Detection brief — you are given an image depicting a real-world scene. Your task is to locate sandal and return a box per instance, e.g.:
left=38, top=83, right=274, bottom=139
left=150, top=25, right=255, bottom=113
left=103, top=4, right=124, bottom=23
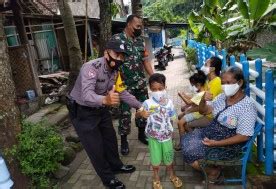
left=152, top=180, right=163, bottom=189
left=170, top=176, right=183, bottom=188
left=208, top=171, right=224, bottom=184
left=174, top=143, right=182, bottom=151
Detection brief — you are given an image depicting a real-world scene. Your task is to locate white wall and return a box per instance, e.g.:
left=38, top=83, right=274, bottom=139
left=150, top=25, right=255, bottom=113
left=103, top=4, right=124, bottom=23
left=68, top=0, right=122, bottom=18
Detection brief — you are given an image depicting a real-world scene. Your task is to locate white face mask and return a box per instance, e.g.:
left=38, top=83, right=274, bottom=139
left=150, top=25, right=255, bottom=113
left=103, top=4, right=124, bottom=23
left=151, top=90, right=167, bottom=103
left=190, top=85, right=198, bottom=93
left=200, top=66, right=210, bottom=75
left=222, top=83, right=240, bottom=97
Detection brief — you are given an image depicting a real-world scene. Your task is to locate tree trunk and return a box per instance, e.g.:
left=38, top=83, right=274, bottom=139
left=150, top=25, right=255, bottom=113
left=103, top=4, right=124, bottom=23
left=0, top=14, right=29, bottom=189
left=98, top=0, right=112, bottom=57
left=131, top=0, right=143, bottom=17
left=58, top=0, right=82, bottom=92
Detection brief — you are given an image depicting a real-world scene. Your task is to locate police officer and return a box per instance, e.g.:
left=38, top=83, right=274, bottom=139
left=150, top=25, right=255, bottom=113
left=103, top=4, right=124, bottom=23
left=68, top=39, right=146, bottom=189
left=111, top=15, right=154, bottom=155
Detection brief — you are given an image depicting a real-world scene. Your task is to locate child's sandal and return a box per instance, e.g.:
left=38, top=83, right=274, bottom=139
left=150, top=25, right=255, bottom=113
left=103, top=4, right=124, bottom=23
left=174, top=143, right=182, bottom=151
left=152, top=180, right=163, bottom=189
left=170, top=176, right=183, bottom=188
left=208, top=171, right=224, bottom=184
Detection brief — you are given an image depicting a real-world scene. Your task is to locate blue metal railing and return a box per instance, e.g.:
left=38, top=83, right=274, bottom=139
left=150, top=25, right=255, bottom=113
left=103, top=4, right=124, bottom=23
left=188, top=39, right=275, bottom=176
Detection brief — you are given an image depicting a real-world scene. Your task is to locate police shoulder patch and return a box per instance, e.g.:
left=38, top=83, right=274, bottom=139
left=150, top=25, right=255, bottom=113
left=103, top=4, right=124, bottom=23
left=87, top=69, right=96, bottom=78
left=92, top=61, right=102, bottom=69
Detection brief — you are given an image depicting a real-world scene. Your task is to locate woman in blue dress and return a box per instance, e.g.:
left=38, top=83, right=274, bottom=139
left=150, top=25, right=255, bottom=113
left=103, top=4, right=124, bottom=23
left=181, top=66, right=257, bottom=180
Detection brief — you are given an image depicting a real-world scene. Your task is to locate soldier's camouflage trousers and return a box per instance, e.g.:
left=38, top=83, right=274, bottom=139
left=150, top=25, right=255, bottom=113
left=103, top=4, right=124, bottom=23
left=118, top=88, right=148, bottom=135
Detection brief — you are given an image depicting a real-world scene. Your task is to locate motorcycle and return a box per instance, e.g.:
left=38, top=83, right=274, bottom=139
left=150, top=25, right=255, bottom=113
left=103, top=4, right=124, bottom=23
left=154, top=45, right=174, bottom=70
left=164, top=44, right=174, bottom=62
left=154, top=48, right=168, bottom=70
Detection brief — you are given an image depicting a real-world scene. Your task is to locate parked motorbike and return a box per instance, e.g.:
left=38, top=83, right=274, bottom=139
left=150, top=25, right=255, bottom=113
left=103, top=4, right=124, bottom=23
left=154, top=48, right=168, bottom=70
left=154, top=45, right=174, bottom=70
left=164, top=44, right=174, bottom=62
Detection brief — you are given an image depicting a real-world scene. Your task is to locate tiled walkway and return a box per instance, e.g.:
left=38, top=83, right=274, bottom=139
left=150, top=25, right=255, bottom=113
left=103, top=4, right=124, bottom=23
left=59, top=48, right=242, bottom=189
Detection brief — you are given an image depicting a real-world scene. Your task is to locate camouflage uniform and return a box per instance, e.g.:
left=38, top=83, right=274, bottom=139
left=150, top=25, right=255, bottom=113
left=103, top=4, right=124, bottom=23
left=111, top=32, right=148, bottom=135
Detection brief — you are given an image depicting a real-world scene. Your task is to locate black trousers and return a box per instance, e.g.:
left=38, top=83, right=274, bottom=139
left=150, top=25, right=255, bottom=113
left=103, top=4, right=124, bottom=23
left=70, top=104, right=123, bottom=185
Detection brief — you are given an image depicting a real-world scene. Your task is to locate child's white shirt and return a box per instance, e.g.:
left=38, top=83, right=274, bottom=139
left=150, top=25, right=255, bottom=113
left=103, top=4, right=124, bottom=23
left=142, top=97, right=176, bottom=142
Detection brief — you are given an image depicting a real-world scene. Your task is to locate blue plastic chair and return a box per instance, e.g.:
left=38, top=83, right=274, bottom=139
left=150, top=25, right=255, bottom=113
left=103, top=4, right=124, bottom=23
left=199, top=123, right=263, bottom=189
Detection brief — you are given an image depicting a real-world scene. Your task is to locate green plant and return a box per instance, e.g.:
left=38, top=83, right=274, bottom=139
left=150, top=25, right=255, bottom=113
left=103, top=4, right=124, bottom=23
left=184, top=47, right=198, bottom=71
left=88, top=47, right=99, bottom=61
left=187, top=0, right=276, bottom=48
left=143, top=0, right=203, bottom=23
left=10, top=120, right=64, bottom=188
left=247, top=43, right=276, bottom=62
left=111, top=2, right=120, bottom=18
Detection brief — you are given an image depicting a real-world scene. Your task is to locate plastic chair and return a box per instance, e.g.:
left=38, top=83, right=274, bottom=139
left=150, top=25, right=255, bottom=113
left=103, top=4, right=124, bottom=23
left=199, top=123, right=263, bottom=189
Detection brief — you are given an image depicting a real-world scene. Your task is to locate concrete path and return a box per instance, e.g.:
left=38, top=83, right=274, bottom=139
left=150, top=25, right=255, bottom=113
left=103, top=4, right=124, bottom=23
left=59, top=48, right=243, bottom=189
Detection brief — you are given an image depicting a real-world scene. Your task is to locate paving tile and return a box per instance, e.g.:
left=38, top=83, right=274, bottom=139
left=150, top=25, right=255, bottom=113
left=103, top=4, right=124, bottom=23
left=129, top=171, right=140, bottom=182
left=125, top=181, right=137, bottom=188
left=143, top=156, right=151, bottom=165
left=76, top=169, right=93, bottom=175
left=135, top=176, right=148, bottom=188
left=140, top=170, right=153, bottom=176
left=67, top=172, right=81, bottom=184
left=61, top=183, right=74, bottom=189
left=136, top=152, right=146, bottom=160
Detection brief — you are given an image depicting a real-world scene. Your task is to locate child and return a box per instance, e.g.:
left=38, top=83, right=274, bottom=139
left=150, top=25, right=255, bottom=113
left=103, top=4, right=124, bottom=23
left=141, top=73, right=182, bottom=189
left=178, top=74, right=198, bottom=114
left=175, top=70, right=207, bottom=151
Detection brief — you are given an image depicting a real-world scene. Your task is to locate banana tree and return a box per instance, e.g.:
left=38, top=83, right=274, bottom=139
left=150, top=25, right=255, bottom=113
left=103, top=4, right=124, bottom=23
left=232, top=0, right=276, bottom=41
left=187, top=0, right=236, bottom=44
left=188, top=0, right=275, bottom=51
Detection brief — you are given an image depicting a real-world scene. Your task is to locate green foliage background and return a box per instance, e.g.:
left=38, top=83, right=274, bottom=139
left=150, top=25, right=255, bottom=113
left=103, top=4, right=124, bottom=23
left=143, top=0, right=203, bottom=23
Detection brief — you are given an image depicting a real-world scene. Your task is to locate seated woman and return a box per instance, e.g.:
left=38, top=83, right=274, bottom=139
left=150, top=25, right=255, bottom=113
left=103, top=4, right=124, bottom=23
left=182, top=56, right=223, bottom=130
left=181, top=66, right=257, bottom=181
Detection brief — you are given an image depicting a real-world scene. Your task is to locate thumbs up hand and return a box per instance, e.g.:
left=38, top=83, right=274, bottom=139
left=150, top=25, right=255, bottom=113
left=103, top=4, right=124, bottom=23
left=103, top=85, right=120, bottom=106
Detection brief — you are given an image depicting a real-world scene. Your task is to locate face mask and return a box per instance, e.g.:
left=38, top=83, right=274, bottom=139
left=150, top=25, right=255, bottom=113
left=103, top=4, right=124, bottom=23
left=189, top=85, right=198, bottom=93
left=106, top=53, right=123, bottom=70
left=222, top=83, right=240, bottom=97
left=151, top=90, right=167, bottom=103
left=133, top=28, right=142, bottom=37
left=192, top=85, right=199, bottom=93
left=200, top=66, right=210, bottom=75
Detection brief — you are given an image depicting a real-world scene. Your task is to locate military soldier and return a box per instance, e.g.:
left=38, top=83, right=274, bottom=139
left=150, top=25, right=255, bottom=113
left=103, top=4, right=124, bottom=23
left=67, top=39, right=147, bottom=189
left=111, top=15, right=154, bottom=155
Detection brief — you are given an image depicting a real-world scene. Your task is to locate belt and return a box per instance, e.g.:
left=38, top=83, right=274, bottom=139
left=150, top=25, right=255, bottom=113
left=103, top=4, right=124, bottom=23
left=76, top=103, right=108, bottom=111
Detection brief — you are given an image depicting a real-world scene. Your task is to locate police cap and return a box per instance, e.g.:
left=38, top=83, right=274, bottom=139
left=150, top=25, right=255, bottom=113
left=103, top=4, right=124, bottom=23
left=105, top=39, right=126, bottom=53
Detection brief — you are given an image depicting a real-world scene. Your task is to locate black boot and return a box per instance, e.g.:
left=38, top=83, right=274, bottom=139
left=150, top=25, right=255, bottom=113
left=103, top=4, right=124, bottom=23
left=138, top=127, right=148, bottom=145
left=120, top=135, right=129, bottom=156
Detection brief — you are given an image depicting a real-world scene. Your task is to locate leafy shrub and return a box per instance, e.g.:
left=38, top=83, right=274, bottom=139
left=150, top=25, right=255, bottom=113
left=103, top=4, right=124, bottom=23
left=88, top=47, right=99, bottom=61
left=11, top=120, right=64, bottom=188
left=184, top=47, right=198, bottom=71
left=247, top=43, right=276, bottom=62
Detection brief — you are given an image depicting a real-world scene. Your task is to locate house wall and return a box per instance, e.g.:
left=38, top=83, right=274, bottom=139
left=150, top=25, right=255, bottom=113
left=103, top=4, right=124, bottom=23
left=8, top=45, right=40, bottom=97
left=68, top=0, right=122, bottom=18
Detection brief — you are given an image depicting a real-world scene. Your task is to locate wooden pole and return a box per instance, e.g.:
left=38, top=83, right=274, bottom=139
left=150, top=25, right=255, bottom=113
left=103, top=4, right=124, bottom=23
left=87, top=22, right=93, bottom=58
left=11, top=0, right=29, bottom=45
left=84, top=0, right=88, bottom=62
